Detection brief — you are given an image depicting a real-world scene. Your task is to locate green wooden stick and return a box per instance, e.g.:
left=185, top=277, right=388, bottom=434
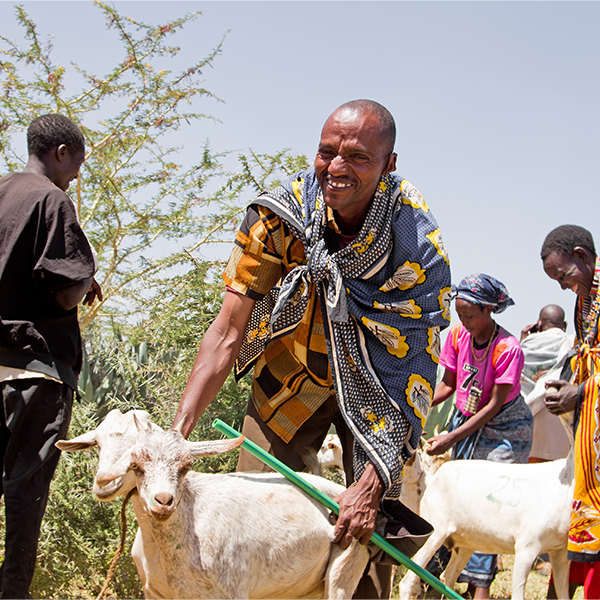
left=212, top=418, right=463, bottom=600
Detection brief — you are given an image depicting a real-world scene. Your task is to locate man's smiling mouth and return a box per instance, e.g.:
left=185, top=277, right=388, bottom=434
left=328, top=179, right=352, bottom=189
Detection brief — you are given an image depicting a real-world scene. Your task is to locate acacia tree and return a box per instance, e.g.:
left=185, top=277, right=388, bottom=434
left=0, top=2, right=303, bottom=327
left=1, top=2, right=239, bottom=328
left=0, top=5, right=309, bottom=597
left=0, top=1, right=308, bottom=412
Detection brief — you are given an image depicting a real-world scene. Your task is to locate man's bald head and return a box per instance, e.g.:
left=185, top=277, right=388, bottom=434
left=538, top=304, right=566, bottom=332
left=326, top=100, right=396, bottom=155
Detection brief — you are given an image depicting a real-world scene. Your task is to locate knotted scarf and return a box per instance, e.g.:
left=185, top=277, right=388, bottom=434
left=237, top=167, right=451, bottom=498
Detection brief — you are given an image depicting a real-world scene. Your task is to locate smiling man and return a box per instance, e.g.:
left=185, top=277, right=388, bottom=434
left=0, top=114, right=101, bottom=598
left=173, top=100, right=451, bottom=598
left=541, top=224, right=600, bottom=599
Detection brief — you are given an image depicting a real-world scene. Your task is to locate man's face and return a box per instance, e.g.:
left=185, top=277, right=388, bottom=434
left=55, top=146, right=85, bottom=192
left=314, top=109, right=396, bottom=231
left=543, top=249, right=595, bottom=297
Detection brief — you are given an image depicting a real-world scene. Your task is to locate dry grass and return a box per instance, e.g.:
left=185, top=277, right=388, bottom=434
left=393, top=555, right=583, bottom=599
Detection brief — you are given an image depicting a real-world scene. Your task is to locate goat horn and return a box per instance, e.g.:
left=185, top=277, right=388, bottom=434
left=186, top=436, right=245, bottom=458
left=133, top=413, right=151, bottom=433
left=173, top=414, right=188, bottom=435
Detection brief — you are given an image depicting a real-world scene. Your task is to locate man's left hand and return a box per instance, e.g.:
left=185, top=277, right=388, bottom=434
left=82, top=278, right=103, bottom=306
left=332, top=462, right=384, bottom=550
left=520, top=322, right=538, bottom=342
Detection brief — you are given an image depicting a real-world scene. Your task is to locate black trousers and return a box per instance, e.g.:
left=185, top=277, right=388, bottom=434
left=0, top=378, right=73, bottom=599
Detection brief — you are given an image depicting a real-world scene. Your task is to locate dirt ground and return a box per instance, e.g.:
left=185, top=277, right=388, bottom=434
left=393, top=555, right=583, bottom=599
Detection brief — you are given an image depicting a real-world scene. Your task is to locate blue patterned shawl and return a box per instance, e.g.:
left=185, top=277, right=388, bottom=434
left=242, top=167, right=451, bottom=499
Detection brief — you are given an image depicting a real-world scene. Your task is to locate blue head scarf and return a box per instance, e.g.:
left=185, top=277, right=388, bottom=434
left=452, top=273, right=515, bottom=314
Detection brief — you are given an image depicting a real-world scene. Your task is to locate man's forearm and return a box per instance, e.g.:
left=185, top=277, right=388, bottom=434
left=173, top=291, right=255, bottom=438
left=174, top=322, right=243, bottom=437
left=354, top=461, right=385, bottom=509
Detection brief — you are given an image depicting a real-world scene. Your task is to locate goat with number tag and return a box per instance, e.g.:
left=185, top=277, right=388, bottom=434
left=398, top=447, right=573, bottom=600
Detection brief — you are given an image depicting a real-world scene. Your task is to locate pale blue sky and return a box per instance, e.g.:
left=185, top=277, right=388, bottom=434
left=1, top=1, right=599, bottom=337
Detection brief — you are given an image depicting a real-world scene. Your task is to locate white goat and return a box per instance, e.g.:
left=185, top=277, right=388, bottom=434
left=399, top=451, right=573, bottom=600
left=58, top=411, right=369, bottom=599
left=57, top=409, right=169, bottom=596
left=56, top=408, right=161, bottom=500
left=397, top=448, right=449, bottom=516
left=318, top=434, right=344, bottom=470
left=317, top=434, right=345, bottom=484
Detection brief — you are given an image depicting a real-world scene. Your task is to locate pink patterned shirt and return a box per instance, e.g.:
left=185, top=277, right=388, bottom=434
left=440, top=323, right=524, bottom=416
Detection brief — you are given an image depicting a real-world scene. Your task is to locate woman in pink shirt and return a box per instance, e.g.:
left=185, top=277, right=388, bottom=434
left=426, top=273, right=533, bottom=599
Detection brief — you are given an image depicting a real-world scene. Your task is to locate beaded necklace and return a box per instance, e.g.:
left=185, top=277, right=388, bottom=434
left=579, top=256, right=600, bottom=345
left=463, top=323, right=497, bottom=415
left=471, top=322, right=497, bottom=363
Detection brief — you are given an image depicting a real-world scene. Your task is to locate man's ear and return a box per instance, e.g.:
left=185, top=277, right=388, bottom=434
left=574, top=246, right=593, bottom=265
left=55, top=144, right=68, bottom=163
left=385, top=152, right=397, bottom=174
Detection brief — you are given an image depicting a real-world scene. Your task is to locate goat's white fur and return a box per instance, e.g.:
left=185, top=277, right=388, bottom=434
left=58, top=410, right=369, bottom=599
left=398, top=449, right=573, bottom=600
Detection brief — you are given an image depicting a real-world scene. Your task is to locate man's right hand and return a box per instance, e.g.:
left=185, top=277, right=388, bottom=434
left=520, top=322, right=539, bottom=342
left=544, top=380, right=578, bottom=415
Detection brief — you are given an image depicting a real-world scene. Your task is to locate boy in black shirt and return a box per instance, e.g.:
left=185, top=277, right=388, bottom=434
left=0, top=114, right=100, bottom=598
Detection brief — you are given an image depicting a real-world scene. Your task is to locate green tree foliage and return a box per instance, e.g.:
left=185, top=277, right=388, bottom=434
left=1, top=1, right=233, bottom=328
left=0, top=4, right=309, bottom=598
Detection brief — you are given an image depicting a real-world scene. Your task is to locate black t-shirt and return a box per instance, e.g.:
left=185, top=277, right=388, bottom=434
left=0, top=171, right=95, bottom=389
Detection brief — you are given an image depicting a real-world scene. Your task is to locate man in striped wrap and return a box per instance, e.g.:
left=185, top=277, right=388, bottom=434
left=542, top=225, right=600, bottom=599
left=174, top=100, right=451, bottom=598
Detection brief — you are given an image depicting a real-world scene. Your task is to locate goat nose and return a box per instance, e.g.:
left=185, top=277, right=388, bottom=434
left=154, top=492, right=174, bottom=507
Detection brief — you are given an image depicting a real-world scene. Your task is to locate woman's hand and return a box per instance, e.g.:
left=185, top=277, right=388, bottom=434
left=425, top=433, right=454, bottom=456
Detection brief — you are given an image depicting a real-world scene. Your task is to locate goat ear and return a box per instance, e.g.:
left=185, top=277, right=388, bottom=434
left=186, top=436, right=245, bottom=458
left=55, top=431, right=97, bottom=452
